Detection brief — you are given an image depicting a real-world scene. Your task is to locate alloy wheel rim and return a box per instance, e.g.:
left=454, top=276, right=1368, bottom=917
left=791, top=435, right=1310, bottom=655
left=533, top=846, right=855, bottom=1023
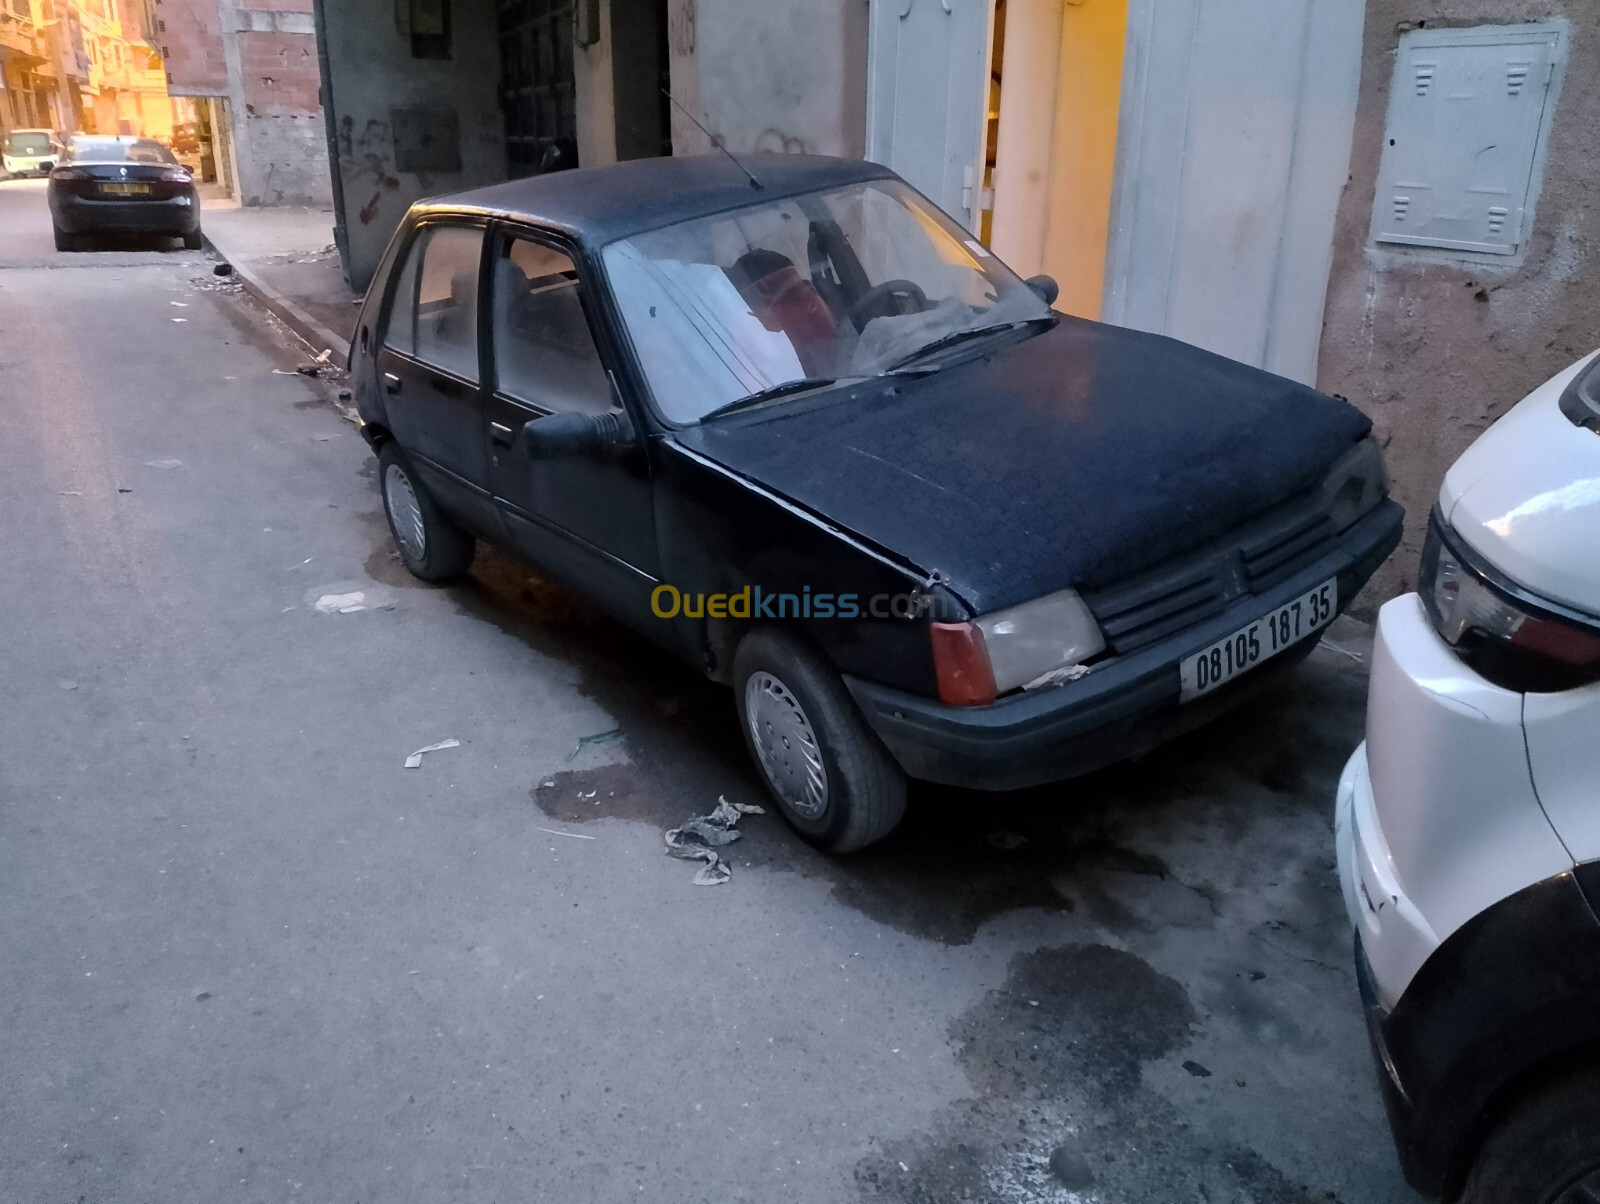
left=384, top=463, right=427, bottom=563
left=745, top=671, right=828, bottom=820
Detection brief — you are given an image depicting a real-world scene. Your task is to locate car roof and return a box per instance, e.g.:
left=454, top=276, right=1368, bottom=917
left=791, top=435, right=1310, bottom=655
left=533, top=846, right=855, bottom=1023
left=422, top=153, right=901, bottom=248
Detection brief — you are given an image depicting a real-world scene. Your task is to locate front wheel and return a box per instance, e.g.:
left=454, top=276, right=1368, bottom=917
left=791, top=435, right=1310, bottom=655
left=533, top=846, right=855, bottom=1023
left=1458, top=1066, right=1600, bottom=1204
left=733, top=629, right=907, bottom=853
left=377, top=442, right=475, bottom=582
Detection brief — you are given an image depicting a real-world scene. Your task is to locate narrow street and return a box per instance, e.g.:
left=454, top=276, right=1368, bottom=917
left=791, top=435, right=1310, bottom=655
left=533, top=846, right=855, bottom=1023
left=0, top=177, right=1417, bottom=1204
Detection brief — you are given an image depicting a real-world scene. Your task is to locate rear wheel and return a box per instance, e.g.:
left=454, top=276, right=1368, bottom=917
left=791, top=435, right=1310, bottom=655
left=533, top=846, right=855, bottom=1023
left=733, top=629, right=907, bottom=853
left=377, top=442, right=475, bottom=582
left=52, top=225, right=77, bottom=252
left=1458, top=1066, right=1600, bottom=1204
left=182, top=228, right=203, bottom=251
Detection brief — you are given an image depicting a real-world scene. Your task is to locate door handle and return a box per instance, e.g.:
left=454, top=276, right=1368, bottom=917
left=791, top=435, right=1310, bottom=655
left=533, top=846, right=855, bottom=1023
left=383, top=372, right=402, bottom=395
left=489, top=421, right=515, bottom=447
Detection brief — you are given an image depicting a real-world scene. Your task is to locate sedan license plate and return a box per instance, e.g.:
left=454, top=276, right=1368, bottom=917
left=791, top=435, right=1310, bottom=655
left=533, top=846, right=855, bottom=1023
left=1180, top=579, right=1337, bottom=701
left=100, top=182, right=150, bottom=196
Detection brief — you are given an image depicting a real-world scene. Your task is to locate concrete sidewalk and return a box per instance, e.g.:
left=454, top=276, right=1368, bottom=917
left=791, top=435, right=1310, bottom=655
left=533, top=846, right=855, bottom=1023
left=200, top=189, right=358, bottom=360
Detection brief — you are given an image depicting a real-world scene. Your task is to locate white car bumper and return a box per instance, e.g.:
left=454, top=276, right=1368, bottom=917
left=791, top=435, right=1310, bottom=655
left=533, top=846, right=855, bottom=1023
left=1336, top=595, right=1571, bottom=1010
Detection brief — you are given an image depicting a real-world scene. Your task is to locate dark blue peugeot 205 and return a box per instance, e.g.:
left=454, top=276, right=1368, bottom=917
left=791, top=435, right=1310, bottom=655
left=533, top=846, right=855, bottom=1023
left=348, top=153, right=1401, bottom=852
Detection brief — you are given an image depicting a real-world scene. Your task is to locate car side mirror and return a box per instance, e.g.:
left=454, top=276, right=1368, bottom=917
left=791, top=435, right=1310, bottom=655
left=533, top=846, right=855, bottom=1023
left=522, top=410, right=635, bottom=460
left=1026, top=274, right=1060, bottom=306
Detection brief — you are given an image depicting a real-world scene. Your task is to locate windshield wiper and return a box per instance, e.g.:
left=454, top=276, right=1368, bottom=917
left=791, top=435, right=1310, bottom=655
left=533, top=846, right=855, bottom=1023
left=700, top=377, right=851, bottom=422
left=887, top=316, right=1055, bottom=373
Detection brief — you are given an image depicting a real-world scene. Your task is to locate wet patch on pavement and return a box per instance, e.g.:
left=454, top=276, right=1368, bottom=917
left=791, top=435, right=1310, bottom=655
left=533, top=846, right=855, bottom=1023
left=854, top=945, right=1341, bottom=1204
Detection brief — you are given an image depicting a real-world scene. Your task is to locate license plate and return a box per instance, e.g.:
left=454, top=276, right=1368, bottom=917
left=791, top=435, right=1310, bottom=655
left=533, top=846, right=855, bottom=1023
left=1180, top=578, right=1338, bottom=701
left=100, top=182, right=150, bottom=195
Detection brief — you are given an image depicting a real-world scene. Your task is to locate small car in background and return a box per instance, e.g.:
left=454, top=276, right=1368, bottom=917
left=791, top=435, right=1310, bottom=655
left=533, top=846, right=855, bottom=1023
left=48, top=135, right=201, bottom=252
left=3, top=129, right=65, bottom=177
left=1337, top=349, right=1600, bottom=1203
left=349, top=153, right=1401, bottom=852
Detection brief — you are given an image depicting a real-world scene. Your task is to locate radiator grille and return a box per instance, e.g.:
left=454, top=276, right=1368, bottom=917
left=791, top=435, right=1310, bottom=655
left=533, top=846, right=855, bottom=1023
left=1083, top=493, right=1341, bottom=655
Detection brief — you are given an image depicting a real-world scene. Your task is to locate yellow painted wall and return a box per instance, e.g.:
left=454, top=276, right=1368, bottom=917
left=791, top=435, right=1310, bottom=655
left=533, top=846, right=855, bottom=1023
left=1041, top=0, right=1127, bottom=320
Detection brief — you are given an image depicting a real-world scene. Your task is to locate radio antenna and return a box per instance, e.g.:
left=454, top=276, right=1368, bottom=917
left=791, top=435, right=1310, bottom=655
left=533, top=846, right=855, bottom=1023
left=661, top=89, right=763, bottom=190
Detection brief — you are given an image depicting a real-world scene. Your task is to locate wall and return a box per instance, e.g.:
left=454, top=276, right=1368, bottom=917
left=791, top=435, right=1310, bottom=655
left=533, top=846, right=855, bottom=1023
left=1318, top=2, right=1600, bottom=600
left=155, top=0, right=329, bottom=203
left=316, top=0, right=507, bottom=290
left=224, top=1, right=330, bottom=203
left=666, top=0, right=867, bottom=158
left=152, top=0, right=228, bottom=93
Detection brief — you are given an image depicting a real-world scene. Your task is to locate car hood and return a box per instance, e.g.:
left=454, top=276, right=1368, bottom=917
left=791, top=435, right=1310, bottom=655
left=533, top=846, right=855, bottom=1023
left=1444, top=352, right=1600, bottom=617
left=672, top=316, right=1372, bottom=613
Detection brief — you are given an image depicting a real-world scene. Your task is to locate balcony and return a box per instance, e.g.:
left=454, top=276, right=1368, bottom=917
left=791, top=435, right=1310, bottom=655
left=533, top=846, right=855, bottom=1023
left=0, top=11, right=46, bottom=64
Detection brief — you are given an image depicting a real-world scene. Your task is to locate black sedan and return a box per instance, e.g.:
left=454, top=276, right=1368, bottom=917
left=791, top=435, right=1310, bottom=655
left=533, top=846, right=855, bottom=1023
left=48, top=136, right=201, bottom=252
left=349, top=153, right=1402, bottom=852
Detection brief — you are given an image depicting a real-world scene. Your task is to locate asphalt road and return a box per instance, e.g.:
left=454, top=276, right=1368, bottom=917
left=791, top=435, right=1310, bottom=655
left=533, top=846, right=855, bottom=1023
left=0, top=176, right=1420, bottom=1203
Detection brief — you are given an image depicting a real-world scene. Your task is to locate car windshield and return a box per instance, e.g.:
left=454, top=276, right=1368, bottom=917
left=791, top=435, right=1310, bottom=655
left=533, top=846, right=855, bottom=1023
left=601, top=179, right=1051, bottom=423
left=68, top=138, right=176, bottom=164
left=6, top=132, right=53, bottom=155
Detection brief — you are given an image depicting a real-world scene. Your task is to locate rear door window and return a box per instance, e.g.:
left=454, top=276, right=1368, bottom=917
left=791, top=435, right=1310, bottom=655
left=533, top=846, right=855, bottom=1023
left=382, top=224, right=483, bottom=381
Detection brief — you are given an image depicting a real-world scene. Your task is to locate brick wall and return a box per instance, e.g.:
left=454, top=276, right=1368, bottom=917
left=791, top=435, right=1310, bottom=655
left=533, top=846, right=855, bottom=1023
left=152, top=0, right=226, bottom=94
left=238, top=27, right=319, bottom=112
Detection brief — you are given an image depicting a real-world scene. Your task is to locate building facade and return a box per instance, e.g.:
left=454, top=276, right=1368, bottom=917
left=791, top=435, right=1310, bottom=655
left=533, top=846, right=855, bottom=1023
left=1, top=0, right=177, bottom=140
left=151, top=0, right=330, bottom=203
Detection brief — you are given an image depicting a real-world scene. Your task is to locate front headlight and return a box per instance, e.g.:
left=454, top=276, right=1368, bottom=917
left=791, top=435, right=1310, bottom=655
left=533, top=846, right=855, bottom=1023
left=1419, top=509, right=1600, bottom=692
left=930, top=588, right=1107, bottom=705
left=1323, top=437, right=1390, bottom=531
left=1558, top=350, right=1600, bottom=433
left=975, top=588, right=1106, bottom=694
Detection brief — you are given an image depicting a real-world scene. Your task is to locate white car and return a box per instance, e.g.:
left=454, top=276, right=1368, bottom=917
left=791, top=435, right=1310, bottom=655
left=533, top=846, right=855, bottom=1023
left=3, top=129, right=65, bottom=178
left=1336, top=349, right=1600, bottom=1203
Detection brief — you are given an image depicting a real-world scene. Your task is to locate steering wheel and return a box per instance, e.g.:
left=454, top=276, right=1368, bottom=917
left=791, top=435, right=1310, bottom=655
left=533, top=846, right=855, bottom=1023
left=847, top=279, right=929, bottom=329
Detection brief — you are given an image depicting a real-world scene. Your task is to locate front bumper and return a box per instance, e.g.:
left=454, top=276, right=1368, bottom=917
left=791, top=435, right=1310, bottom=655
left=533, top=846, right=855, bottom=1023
left=52, top=193, right=200, bottom=236
left=845, top=499, right=1402, bottom=790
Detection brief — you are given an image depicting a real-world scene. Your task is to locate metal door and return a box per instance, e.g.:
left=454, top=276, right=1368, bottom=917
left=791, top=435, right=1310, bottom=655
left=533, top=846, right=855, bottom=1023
left=1104, top=0, right=1364, bottom=385
left=865, top=0, right=993, bottom=231
left=497, top=0, right=579, bottom=176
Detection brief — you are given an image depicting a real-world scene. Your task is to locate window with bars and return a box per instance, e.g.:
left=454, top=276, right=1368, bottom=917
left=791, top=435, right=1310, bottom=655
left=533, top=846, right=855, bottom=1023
left=497, top=0, right=578, bottom=176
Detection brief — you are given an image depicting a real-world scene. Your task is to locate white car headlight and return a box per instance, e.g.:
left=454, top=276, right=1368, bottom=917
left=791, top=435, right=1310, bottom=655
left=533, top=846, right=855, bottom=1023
left=975, top=588, right=1106, bottom=695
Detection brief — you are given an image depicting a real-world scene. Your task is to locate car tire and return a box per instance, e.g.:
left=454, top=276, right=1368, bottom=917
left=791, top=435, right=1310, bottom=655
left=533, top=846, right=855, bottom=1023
left=1457, top=1066, right=1600, bottom=1204
left=377, top=442, right=475, bottom=583
left=733, top=628, right=907, bottom=853
left=53, top=225, right=77, bottom=252
left=182, top=229, right=203, bottom=251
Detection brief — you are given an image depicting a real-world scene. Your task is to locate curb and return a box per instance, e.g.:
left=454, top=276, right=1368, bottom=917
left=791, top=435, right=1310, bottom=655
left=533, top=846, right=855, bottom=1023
left=202, top=231, right=352, bottom=364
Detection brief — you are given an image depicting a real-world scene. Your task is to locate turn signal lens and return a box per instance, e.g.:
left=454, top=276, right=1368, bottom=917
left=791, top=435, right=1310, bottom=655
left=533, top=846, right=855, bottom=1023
left=1419, top=510, right=1600, bottom=692
left=159, top=167, right=191, bottom=183
left=51, top=167, right=89, bottom=180
left=930, top=621, right=998, bottom=706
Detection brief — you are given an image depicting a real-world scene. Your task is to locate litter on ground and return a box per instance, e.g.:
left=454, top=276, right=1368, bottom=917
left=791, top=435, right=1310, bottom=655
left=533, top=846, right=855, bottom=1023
left=404, top=738, right=460, bottom=769
left=565, top=727, right=623, bottom=762
left=144, top=459, right=183, bottom=469
left=663, top=796, right=765, bottom=886
left=313, top=591, right=366, bottom=614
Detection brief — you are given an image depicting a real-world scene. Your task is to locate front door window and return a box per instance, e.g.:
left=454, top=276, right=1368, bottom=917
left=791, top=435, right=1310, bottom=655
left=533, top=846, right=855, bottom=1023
left=491, top=237, right=613, bottom=414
